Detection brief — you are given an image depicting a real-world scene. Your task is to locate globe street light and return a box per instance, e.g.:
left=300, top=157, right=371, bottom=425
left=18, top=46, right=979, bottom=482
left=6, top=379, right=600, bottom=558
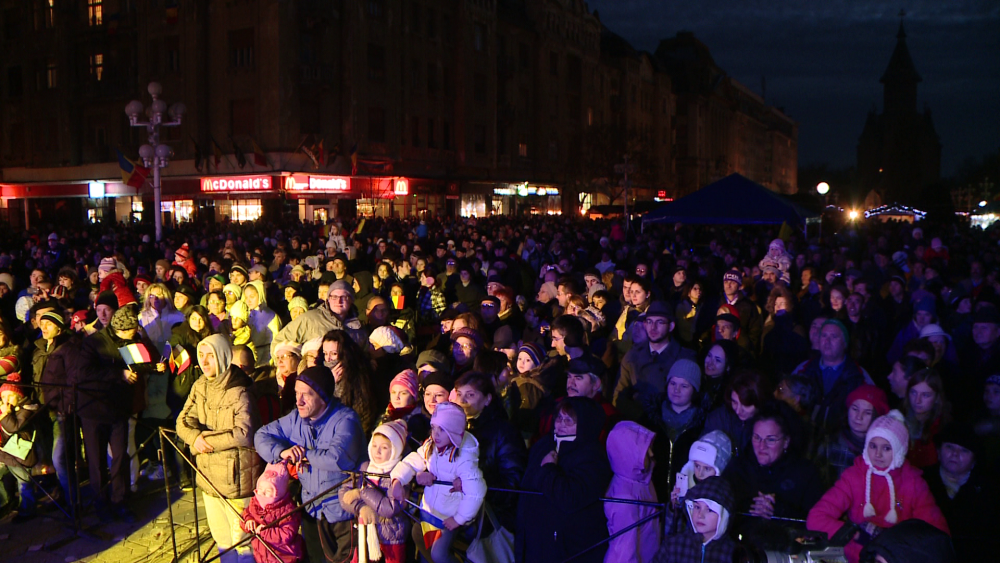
left=816, top=182, right=830, bottom=195
left=125, top=82, right=185, bottom=242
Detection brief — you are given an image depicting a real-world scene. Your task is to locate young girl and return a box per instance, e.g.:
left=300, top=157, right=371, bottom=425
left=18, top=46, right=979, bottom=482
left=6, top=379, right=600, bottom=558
left=379, top=369, right=419, bottom=426
left=340, top=420, right=410, bottom=563
left=903, top=369, right=949, bottom=468
left=240, top=462, right=304, bottom=563
left=671, top=430, right=732, bottom=506
left=389, top=401, right=486, bottom=563
left=815, top=385, right=888, bottom=486
left=605, top=421, right=660, bottom=563
left=807, top=410, right=949, bottom=563
left=653, top=477, right=737, bottom=563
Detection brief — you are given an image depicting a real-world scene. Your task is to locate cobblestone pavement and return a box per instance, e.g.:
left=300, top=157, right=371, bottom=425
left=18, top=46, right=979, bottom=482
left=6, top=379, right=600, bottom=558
left=0, top=481, right=217, bottom=563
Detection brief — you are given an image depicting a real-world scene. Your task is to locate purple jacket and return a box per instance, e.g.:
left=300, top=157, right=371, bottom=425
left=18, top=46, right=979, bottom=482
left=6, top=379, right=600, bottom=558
left=339, top=461, right=410, bottom=545
left=604, top=421, right=660, bottom=563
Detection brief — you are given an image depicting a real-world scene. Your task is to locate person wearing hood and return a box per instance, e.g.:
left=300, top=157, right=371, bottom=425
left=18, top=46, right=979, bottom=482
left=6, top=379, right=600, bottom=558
left=352, top=271, right=376, bottom=324
left=670, top=430, right=732, bottom=512
left=240, top=462, right=305, bottom=563
left=177, top=334, right=263, bottom=563
left=604, top=421, right=660, bottom=563
left=652, top=476, right=737, bottom=563
left=517, top=396, right=613, bottom=563
left=271, top=280, right=368, bottom=358
left=242, top=280, right=281, bottom=367
left=858, top=518, right=955, bottom=563
left=139, top=283, right=187, bottom=357
left=807, top=410, right=949, bottom=563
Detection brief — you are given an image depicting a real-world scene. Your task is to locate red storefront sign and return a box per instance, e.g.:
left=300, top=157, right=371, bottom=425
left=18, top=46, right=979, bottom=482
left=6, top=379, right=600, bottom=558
left=284, top=174, right=353, bottom=193
left=201, top=176, right=274, bottom=193
left=393, top=178, right=409, bottom=196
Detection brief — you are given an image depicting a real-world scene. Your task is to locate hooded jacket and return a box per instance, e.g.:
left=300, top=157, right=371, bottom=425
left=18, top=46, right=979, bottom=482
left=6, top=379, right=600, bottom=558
left=652, top=477, right=737, bottom=563
left=806, top=455, right=949, bottom=563
left=604, top=421, right=660, bottom=563
left=244, top=280, right=281, bottom=367
left=339, top=421, right=410, bottom=545
left=517, top=397, right=613, bottom=563
left=176, top=334, right=262, bottom=499
left=270, top=301, right=368, bottom=358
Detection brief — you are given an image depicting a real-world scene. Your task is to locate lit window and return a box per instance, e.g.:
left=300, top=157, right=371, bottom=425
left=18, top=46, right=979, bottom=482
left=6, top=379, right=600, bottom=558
left=88, top=0, right=102, bottom=26
left=46, top=0, right=54, bottom=28
left=90, top=53, right=103, bottom=81
left=46, top=62, right=57, bottom=88
left=132, top=201, right=144, bottom=213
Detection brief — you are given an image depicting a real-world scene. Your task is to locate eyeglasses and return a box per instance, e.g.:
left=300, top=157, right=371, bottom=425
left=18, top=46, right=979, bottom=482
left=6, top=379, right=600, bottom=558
left=644, top=318, right=669, bottom=328
left=453, top=342, right=475, bottom=352
left=751, top=434, right=785, bottom=447
left=276, top=354, right=298, bottom=361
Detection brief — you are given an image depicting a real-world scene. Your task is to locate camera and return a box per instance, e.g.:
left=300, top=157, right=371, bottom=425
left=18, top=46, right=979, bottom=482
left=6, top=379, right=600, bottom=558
left=738, top=528, right=849, bottom=563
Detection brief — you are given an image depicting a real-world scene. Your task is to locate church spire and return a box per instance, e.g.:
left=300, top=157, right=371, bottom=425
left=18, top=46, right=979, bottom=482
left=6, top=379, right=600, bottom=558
left=880, top=13, right=921, bottom=114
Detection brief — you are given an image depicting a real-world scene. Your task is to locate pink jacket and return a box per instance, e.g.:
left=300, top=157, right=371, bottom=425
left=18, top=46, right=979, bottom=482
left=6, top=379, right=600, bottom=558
left=604, top=422, right=660, bottom=563
left=807, top=456, right=949, bottom=563
left=242, top=494, right=304, bottom=563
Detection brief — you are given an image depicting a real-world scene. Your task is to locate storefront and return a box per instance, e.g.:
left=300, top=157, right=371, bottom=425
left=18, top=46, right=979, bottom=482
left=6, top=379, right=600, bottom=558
left=196, top=174, right=281, bottom=222
left=491, top=183, right=562, bottom=216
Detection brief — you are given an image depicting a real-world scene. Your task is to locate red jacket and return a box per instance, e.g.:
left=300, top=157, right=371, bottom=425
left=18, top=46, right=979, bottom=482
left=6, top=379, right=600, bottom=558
left=241, top=494, right=304, bottom=563
left=807, top=456, right=949, bottom=563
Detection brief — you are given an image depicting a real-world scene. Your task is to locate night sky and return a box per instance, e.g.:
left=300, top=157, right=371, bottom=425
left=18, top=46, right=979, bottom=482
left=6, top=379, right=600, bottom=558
left=587, top=0, right=1000, bottom=177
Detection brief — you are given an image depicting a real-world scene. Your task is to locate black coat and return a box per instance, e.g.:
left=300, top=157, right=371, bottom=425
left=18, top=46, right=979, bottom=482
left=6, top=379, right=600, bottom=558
left=516, top=397, right=612, bottom=563
left=467, top=402, right=527, bottom=533
left=923, top=463, right=1000, bottom=561
left=71, top=327, right=155, bottom=423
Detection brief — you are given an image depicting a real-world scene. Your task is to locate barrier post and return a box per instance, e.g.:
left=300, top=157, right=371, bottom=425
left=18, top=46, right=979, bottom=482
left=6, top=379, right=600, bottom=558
left=159, top=427, right=179, bottom=563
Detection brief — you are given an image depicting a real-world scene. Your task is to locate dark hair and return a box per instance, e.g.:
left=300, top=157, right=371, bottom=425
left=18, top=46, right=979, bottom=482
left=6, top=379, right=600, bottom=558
left=778, top=375, right=822, bottom=412
left=472, top=349, right=510, bottom=381
left=551, top=315, right=587, bottom=348
left=905, top=368, right=949, bottom=440
left=901, top=339, right=935, bottom=363
left=727, top=369, right=771, bottom=410
left=454, top=370, right=499, bottom=404
left=750, top=404, right=792, bottom=439
left=590, top=289, right=611, bottom=304
left=185, top=305, right=214, bottom=340
left=681, top=279, right=703, bottom=302
left=556, top=399, right=577, bottom=423
left=630, top=276, right=652, bottom=295
left=232, top=344, right=255, bottom=368
left=557, top=277, right=580, bottom=296
left=453, top=312, right=482, bottom=333
left=321, top=329, right=375, bottom=431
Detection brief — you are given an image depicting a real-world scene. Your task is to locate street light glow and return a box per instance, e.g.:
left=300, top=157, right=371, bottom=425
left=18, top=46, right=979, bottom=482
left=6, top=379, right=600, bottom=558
left=848, top=209, right=859, bottom=220
left=979, top=200, right=987, bottom=208
left=816, top=182, right=830, bottom=195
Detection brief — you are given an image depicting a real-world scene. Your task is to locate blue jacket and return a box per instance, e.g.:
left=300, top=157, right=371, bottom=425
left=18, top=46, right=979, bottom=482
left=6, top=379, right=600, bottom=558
left=255, top=399, right=364, bottom=522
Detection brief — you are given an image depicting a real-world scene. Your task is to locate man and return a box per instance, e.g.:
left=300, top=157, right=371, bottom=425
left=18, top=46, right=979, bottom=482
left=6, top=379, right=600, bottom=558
left=614, top=301, right=696, bottom=422
left=177, top=334, right=260, bottom=563
left=555, top=278, right=576, bottom=311
left=538, top=354, right=618, bottom=440
left=792, top=319, right=872, bottom=435
left=719, top=269, right=763, bottom=351
left=272, top=280, right=367, bottom=355
left=35, top=309, right=78, bottom=501
left=255, top=365, right=363, bottom=563
left=959, top=305, right=1000, bottom=408
left=363, top=296, right=389, bottom=332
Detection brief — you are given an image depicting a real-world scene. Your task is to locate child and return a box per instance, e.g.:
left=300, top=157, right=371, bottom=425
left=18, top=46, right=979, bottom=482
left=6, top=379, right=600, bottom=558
left=652, top=476, right=737, bottom=563
left=659, top=359, right=704, bottom=442
left=379, top=370, right=419, bottom=426
left=671, top=430, right=732, bottom=506
left=605, top=421, right=660, bottom=563
left=807, top=410, right=949, bottom=563
left=389, top=401, right=486, bottom=563
left=340, top=420, right=411, bottom=563
left=240, top=462, right=304, bottom=563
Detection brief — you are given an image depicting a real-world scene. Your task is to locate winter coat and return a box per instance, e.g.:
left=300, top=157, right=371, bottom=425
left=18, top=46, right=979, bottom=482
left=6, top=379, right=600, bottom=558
left=516, top=397, right=613, bottom=563
left=467, top=402, right=527, bottom=533
left=727, top=449, right=824, bottom=522
left=806, top=456, right=949, bottom=563
left=859, top=518, right=955, bottom=563
left=271, top=302, right=367, bottom=357
left=166, top=323, right=206, bottom=414
left=615, top=340, right=697, bottom=422
left=244, top=281, right=282, bottom=367
left=176, top=337, right=262, bottom=499
left=652, top=477, right=738, bottom=563
left=339, top=461, right=409, bottom=545
left=702, top=406, right=753, bottom=459
left=605, top=422, right=660, bottom=563
left=390, top=431, right=487, bottom=525
left=0, top=401, right=43, bottom=469
left=38, top=333, right=77, bottom=412
left=792, top=356, right=871, bottom=436
left=814, top=428, right=865, bottom=487
left=255, top=399, right=364, bottom=523
left=71, top=326, right=153, bottom=422
left=241, top=494, right=304, bottom=563
left=140, top=308, right=186, bottom=356
left=923, top=463, right=999, bottom=562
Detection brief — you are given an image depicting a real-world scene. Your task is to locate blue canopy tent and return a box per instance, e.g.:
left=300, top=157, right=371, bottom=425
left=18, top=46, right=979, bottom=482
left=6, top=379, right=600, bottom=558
left=642, top=174, right=818, bottom=229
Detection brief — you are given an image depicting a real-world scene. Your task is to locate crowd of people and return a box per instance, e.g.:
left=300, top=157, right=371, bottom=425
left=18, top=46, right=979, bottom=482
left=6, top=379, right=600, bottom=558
left=0, top=212, right=997, bottom=563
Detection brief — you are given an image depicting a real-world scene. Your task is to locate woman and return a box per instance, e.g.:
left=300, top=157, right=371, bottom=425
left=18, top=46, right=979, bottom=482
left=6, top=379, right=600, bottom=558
left=726, top=407, right=824, bottom=543
left=242, top=280, right=280, bottom=367
left=815, top=384, right=888, bottom=486
left=205, top=290, right=228, bottom=331
left=761, top=285, right=810, bottom=374
left=823, top=284, right=849, bottom=321
left=904, top=368, right=949, bottom=468
left=807, top=410, right=949, bottom=563
left=139, top=283, right=185, bottom=357
left=454, top=371, right=527, bottom=537
left=409, top=370, right=454, bottom=445
left=699, top=340, right=739, bottom=412
left=166, top=305, right=213, bottom=414
left=516, top=397, right=612, bottom=563
left=885, top=355, right=927, bottom=408
left=674, top=280, right=707, bottom=349
left=703, top=370, right=769, bottom=458
left=321, top=329, right=377, bottom=435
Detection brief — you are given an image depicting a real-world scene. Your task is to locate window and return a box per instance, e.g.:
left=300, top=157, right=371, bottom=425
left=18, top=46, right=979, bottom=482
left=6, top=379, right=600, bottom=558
left=89, top=54, right=103, bottom=81
left=473, top=73, right=486, bottom=102
left=7, top=66, right=22, bottom=97
left=549, top=51, right=558, bottom=76
left=410, top=59, right=420, bottom=91
left=427, top=119, right=435, bottom=148
left=443, top=121, right=451, bottom=150
left=229, top=28, right=255, bottom=69
left=587, top=107, right=593, bottom=126
left=166, top=36, right=180, bottom=73
left=88, top=0, right=102, bottom=26
left=442, top=15, right=452, bottom=45
left=7, top=123, right=25, bottom=159
left=299, top=94, right=321, bottom=134
left=548, top=140, right=558, bottom=161
left=411, top=4, right=421, bottom=36
left=367, top=43, right=385, bottom=81
left=369, top=107, right=385, bottom=143
left=43, top=0, right=54, bottom=29
left=411, top=116, right=420, bottom=147
left=426, top=63, right=438, bottom=96
left=518, top=143, right=527, bottom=157
left=474, top=125, right=486, bottom=154
left=474, top=22, right=485, bottom=51
left=46, top=61, right=57, bottom=89
left=230, top=98, right=256, bottom=136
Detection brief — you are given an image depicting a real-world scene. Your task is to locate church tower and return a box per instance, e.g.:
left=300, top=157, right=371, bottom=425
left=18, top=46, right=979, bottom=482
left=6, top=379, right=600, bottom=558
left=881, top=22, right=921, bottom=115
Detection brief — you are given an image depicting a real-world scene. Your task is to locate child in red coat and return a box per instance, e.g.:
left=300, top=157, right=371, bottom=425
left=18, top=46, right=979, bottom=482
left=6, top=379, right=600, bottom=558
left=807, top=410, right=949, bottom=563
left=241, top=462, right=304, bottom=563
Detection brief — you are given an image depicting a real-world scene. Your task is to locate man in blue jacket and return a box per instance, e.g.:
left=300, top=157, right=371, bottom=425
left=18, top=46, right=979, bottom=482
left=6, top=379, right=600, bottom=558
left=255, top=365, right=363, bottom=563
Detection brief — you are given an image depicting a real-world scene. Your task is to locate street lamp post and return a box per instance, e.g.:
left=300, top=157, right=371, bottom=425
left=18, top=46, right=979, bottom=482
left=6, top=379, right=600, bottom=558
left=816, top=182, right=830, bottom=240
left=125, top=82, right=185, bottom=242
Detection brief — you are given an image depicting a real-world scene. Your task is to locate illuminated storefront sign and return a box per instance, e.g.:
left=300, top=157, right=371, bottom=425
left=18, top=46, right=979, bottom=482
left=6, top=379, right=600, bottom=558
left=493, top=185, right=559, bottom=197
left=201, top=176, right=273, bottom=192
left=394, top=178, right=409, bottom=196
left=285, top=175, right=352, bottom=192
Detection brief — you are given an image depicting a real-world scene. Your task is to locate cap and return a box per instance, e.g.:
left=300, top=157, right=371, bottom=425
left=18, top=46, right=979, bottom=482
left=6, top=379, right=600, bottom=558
left=567, top=355, right=606, bottom=379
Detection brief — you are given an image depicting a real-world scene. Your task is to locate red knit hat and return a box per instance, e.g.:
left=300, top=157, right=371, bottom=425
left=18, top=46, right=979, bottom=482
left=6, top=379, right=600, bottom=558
left=175, top=243, right=190, bottom=261
left=846, top=384, right=889, bottom=418
left=0, top=373, right=25, bottom=399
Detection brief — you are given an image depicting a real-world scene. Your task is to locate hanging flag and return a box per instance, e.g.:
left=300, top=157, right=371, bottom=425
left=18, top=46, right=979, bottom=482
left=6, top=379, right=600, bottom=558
left=350, top=143, right=358, bottom=175
left=211, top=137, right=224, bottom=167
left=191, top=136, right=204, bottom=172
left=119, top=342, right=154, bottom=365
left=117, top=149, right=150, bottom=188
left=251, top=138, right=269, bottom=167
left=329, top=143, right=342, bottom=161
left=301, top=143, right=319, bottom=169
left=317, top=139, right=326, bottom=166
left=231, top=136, right=247, bottom=169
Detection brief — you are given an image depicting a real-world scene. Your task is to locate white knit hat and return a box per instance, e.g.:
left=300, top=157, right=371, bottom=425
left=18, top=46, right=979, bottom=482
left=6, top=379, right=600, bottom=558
left=862, top=409, right=909, bottom=523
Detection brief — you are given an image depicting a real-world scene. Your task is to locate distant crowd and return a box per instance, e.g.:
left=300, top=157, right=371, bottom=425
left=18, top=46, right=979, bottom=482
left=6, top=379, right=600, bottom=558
left=0, top=213, right=995, bottom=563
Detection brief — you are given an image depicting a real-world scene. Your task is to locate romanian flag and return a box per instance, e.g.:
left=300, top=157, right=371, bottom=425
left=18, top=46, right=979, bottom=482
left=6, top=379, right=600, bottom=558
left=117, top=149, right=149, bottom=188
left=317, top=139, right=326, bottom=166
left=119, top=343, right=154, bottom=365
left=251, top=138, right=268, bottom=167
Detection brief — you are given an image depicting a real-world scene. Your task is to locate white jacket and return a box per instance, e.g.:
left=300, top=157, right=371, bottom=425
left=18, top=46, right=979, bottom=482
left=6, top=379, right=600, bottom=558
left=390, top=432, right=486, bottom=525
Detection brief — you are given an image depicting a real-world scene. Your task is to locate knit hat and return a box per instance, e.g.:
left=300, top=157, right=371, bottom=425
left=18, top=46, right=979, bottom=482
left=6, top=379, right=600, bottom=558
left=987, top=374, right=1000, bottom=388
left=369, top=419, right=407, bottom=474
left=230, top=264, right=249, bottom=279
left=421, top=371, right=455, bottom=393
left=846, top=384, right=889, bottom=418
left=666, top=358, right=702, bottom=392
left=517, top=343, right=545, bottom=368
left=39, top=310, right=67, bottom=331
left=416, top=349, right=450, bottom=374
left=274, top=341, right=302, bottom=359
left=722, top=269, right=741, bottom=284
left=298, top=365, right=336, bottom=405
left=0, top=273, right=14, bottom=292
left=329, top=280, right=355, bottom=298
left=918, top=324, right=950, bottom=340
left=687, top=430, right=733, bottom=476
left=862, top=410, right=909, bottom=523
left=155, top=259, right=171, bottom=273
left=249, top=264, right=268, bottom=277
left=254, top=462, right=291, bottom=508
left=370, top=326, right=405, bottom=354
left=98, top=257, right=117, bottom=275
left=223, top=283, right=243, bottom=300
left=450, top=327, right=483, bottom=350
left=228, top=301, right=249, bottom=322
left=913, top=296, right=936, bottom=316
left=934, top=422, right=982, bottom=458
left=431, top=401, right=467, bottom=447
left=0, top=356, right=19, bottom=377
left=301, top=336, right=324, bottom=362
left=0, top=373, right=25, bottom=399
left=492, top=325, right=515, bottom=350
left=390, top=369, right=419, bottom=399
left=175, top=243, right=190, bottom=262
left=822, top=318, right=850, bottom=345
left=288, top=296, right=309, bottom=313
left=110, top=305, right=139, bottom=331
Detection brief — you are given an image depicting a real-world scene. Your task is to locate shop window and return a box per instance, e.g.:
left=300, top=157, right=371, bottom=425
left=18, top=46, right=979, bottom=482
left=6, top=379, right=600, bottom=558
left=313, top=207, right=328, bottom=223
left=518, top=142, right=527, bottom=158
left=87, top=209, right=101, bottom=223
